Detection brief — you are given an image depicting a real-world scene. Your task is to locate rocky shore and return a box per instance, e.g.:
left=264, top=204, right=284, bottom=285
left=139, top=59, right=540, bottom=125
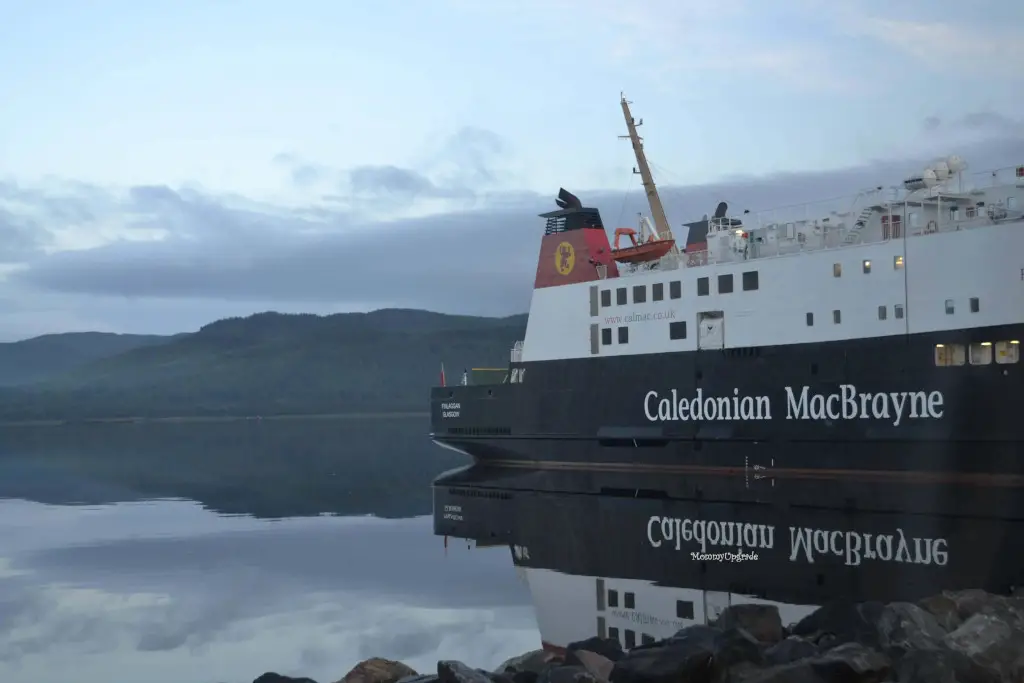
left=253, top=589, right=1024, bottom=683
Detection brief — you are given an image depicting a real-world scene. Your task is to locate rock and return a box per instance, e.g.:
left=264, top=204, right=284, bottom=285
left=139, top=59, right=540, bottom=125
left=894, top=649, right=999, bottom=683
left=498, top=650, right=560, bottom=675
left=917, top=594, right=962, bottom=632
left=945, top=612, right=1024, bottom=680
left=250, top=589, right=1024, bottom=683
left=610, top=625, right=719, bottom=683
left=608, top=624, right=761, bottom=683
left=338, top=658, right=418, bottom=683
left=571, top=650, right=614, bottom=683
left=791, top=600, right=886, bottom=649
left=714, top=604, right=784, bottom=645
left=438, top=661, right=494, bottom=683
left=538, top=664, right=599, bottom=683
left=566, top=636, right=624, bottom=662
left=763, top=636, right=818, bottom=666
left=876, top=602, right=947, bottom=652
left=746, top=642, right=890, bottom=683
left=254, top=674, right=319, bottom=683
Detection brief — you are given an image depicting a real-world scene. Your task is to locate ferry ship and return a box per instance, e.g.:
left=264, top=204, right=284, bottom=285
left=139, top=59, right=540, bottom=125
left=429, top=95, right=1024, bottom=652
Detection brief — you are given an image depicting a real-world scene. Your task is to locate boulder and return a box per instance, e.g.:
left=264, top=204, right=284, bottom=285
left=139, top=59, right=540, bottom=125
left=337, top=658, right=418, bottom=683
left=714, top=604, right=784, bottom=645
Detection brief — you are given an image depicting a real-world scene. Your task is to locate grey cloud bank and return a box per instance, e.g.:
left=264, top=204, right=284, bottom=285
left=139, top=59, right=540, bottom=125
left=0, top=113, right=1021, bottom=339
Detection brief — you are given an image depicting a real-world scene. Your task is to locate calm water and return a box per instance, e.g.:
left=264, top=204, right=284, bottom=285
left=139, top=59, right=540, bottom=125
left=0, top=418, right=539, bottom=683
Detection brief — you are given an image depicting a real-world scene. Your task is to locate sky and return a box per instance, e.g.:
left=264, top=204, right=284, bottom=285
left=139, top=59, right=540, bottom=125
left=1, top=0, right=1023, bottom=340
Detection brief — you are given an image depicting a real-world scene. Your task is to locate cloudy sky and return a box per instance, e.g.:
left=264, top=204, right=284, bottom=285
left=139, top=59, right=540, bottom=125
left=1, top=0, right=1022, bottom=340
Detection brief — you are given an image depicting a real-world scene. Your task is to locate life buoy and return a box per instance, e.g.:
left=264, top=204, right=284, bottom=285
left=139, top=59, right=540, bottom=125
left=926, top=220, right=937, bottom=233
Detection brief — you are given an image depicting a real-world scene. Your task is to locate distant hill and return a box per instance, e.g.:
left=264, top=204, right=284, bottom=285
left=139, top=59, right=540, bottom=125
left=0, top=309, right=527, bottom=421
left=0, top=332, right=175, bottom=386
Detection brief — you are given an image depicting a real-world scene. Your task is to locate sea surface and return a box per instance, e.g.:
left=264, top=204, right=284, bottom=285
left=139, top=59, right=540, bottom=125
left=0, top=417, right=539, bottom=683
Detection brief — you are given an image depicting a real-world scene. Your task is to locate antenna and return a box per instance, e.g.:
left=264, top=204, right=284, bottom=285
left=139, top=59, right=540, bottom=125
left=619, top=93, right=677, bottom=255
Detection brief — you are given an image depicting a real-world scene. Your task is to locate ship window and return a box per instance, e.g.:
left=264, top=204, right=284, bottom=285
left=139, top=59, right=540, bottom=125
left=833, top=263, right=842, bottom=277
left=625, top=630, right=636, bottom=649
left=697, top=277, right=710, bottom=296
left=1008, top=197, right=1018, bottom=211
left=742, top=270, right=759, bottom=291
left=909, top=211, right=920, bottom=227
left=600, top=290, right=611, bottom=308
left=996, top=341, right=1020, bottom=364
left=618, top=326, right=629, bottom=344
left=833, top=310, right=841, bottom=324
left=718, top=274, right=734, bottom=294
left=633, top=285, right=647, bottom=304
left=862, top=260, right=872, bottom=274
left=669, top=321, right=687, bottom=340
left=895, top=304, right=905, bottom=319
left=608, top=627, right=620, bottom=644
left=607, top=589, right=619, bottom=607
left=677, top=600, right=694, bottom=619
left=616, top=288, right=627, bottom=306
left=625, top=592, right=635, bottom=609
left=669, top=280, right=682, bottom=299
left=970, top=297, right=980, bottom=313
left=970, top=342, right=993, bottom=365
left=950, top=207, right=959, bottom=220
left=935, top=343, right=966, bottom=367
left=642, top=634, right=656, bottom=646
left=652, top=282, right=664, bottom=301
left=945, top=299, right=955, bottom=315
left=966, top=206, right=977, bottom=218
left=806, top=312, right=814, bottom=326
left=601, top=328, right=612, bottom=346
left=894, top=255, right=904, bottom=269
left=878, top=305, right=887, bottom=320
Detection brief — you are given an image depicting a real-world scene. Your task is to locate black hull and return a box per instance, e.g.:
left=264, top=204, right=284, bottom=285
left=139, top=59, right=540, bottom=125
left=433, top=323, right=1023, bottom=447
left=428, top=323, right=1022, bottom=641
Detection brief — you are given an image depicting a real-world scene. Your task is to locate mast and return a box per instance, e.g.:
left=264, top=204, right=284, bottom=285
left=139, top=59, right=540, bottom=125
left=619, top=93, right=674, bottom=245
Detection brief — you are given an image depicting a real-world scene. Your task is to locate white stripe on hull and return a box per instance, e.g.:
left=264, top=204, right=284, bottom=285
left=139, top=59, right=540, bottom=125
left=520, top=567, right=818, bottom=649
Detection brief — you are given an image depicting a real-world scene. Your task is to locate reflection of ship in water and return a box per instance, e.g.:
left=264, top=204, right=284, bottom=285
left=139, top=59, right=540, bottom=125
left=428, top=94, right=1024, bottom=651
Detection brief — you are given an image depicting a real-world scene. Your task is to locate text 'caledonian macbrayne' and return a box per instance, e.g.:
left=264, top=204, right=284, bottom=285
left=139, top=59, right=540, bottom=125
left=644, top=385, right=944, bottom=427
left=646, top=516, right=949, bottom=567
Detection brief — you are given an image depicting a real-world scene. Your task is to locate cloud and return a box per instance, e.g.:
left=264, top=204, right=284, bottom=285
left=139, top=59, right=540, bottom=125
left=453, top=0, right=854, bottom=92
left=827, top=3, right=1024, bottom=78
left=0, top=113, right=1021, bottom=339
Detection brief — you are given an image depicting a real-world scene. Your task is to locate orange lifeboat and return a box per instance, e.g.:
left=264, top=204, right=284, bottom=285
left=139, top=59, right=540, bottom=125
left=611, top=227, right=676, bottom=264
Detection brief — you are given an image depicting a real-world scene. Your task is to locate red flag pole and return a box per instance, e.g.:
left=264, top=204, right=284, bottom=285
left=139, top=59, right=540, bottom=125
left=440, top=362, right=446, bottom=387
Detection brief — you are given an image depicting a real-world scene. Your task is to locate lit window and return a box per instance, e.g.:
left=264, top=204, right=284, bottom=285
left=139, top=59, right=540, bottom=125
left=935, top=343, right=966, bottom=367
left=945, top=299, right=955, bottom=315
left=863, top=260, right=871, bottom=273
left=833, top=263, right=842, bottom=277
left=894, top=255, right=904, bottom=269
left=996, top=341, right=1020, bottom=364
left=970, top=342, right=992, bottom=366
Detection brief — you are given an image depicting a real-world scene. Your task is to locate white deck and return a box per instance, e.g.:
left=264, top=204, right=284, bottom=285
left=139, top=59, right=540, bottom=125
left=520, top=163, right=1024, bottom=362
